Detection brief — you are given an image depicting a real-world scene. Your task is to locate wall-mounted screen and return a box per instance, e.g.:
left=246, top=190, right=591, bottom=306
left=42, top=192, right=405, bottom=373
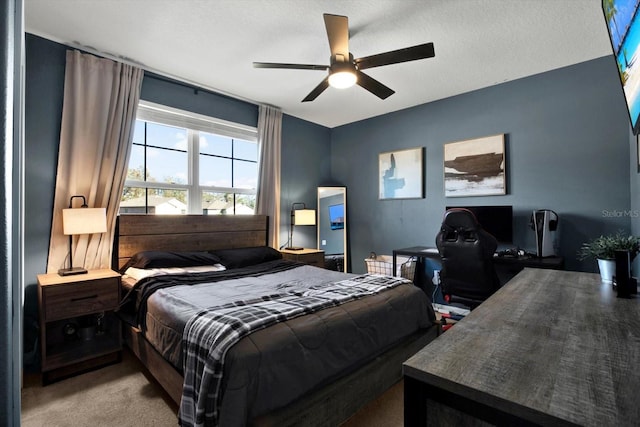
left=445, top=205, right=513, bottom=243
left=602, top=0, right=640, bottom=135
left=328, top=203, right=345, bottom=230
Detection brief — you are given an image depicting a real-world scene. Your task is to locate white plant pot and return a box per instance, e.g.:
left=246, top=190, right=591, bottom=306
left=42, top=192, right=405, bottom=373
left=597, top=259, right=616, bottom=284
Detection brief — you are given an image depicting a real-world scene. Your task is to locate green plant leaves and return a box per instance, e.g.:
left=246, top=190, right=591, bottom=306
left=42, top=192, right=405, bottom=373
left=577, top=231, right=640, bottom=261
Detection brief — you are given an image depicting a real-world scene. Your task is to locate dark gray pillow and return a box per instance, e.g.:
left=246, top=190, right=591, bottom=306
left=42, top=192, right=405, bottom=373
left=210, top=246, right=282, bottom=269
left=121, top=250, right=221, bottom=273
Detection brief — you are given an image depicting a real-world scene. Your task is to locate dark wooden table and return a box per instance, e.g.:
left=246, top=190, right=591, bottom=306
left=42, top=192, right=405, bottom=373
left=403, top=268, right=640, bottom=426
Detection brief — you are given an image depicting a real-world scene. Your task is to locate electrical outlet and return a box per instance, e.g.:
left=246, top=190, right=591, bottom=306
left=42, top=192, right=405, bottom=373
left=321, top=240, right=327, bottom=246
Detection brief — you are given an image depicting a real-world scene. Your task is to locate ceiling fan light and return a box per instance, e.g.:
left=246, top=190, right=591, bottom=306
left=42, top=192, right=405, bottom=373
left=328, top=71, right=357, bottom=89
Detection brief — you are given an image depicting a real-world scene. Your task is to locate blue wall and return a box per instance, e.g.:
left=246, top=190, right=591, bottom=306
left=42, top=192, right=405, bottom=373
left=332, top=56, right=632, bottom=273
left=23, top=35, right=67, bottom=359
left=140, top=74, right=258, bottom=128
left=280, top=114, right=332, bottom=249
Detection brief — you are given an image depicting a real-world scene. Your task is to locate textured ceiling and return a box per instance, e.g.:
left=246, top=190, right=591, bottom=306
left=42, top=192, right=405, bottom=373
left=25, top=0, right=614, bottom=128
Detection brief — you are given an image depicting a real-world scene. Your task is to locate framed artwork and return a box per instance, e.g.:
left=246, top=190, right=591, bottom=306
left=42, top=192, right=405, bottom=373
left=444, top=134, right=506, bottom=197
left=378, top=147, right=425, bottom=199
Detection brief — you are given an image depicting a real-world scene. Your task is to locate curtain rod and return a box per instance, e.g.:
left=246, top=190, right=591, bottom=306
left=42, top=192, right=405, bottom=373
left=29, top=32, right=260, bottom=107
left=144, top=72, right=253, bottom=105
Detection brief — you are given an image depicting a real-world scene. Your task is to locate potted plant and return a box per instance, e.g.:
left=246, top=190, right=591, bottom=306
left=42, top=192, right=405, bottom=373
left=577, top=231, right=640, bottom=283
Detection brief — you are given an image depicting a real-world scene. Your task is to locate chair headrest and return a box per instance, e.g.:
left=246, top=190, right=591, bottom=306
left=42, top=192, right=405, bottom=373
left=441, top=208, right=480, bottom=231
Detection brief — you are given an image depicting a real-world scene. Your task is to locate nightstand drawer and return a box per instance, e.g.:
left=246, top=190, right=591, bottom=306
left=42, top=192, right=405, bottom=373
left=43, top=278, right=119, bottom=321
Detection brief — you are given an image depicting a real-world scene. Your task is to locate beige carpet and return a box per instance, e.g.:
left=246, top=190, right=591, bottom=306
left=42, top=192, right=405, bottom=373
left=21, top=349, right=403, bottom=426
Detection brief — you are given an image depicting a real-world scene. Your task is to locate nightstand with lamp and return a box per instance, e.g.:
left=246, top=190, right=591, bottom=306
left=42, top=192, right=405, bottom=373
left=281, top=202, right=325, bottom=267
left=37, top=195, right=122, bottom=384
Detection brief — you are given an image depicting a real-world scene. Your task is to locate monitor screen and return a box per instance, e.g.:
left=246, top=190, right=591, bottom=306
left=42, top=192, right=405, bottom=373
left=602, top=0, right=640, bottom=134
left=328, top=203, right=345, bottom=230
left=445, top=205, right=513, bottom=243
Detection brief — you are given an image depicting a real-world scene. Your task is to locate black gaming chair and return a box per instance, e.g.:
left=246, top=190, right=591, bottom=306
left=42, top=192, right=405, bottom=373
left=435, top=208, right=500, bottom=309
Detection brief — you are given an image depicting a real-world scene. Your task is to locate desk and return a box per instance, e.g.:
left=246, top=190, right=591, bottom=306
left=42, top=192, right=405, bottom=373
left=403, top=268, right=640, bottom=426
left=392, top=246, right=564, bottom=284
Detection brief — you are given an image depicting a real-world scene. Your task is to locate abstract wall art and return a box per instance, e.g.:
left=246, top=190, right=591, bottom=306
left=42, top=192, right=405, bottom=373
left=378, top=147, right=425, bottom=200
left=444, top=134, right=506, bottom=197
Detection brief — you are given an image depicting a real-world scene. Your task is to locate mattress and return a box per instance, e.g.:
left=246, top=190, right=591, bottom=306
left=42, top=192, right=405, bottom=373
left=121, top=259, right=435, bottom=426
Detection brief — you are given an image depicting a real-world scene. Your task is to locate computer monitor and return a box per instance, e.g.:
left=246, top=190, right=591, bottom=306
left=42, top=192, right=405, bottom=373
left=445, top=205, right=513, bottom=243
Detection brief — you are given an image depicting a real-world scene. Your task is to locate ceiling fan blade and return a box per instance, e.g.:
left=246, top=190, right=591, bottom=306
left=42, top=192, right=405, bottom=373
left=356, top=70, right=395, bottom=100
left=253, top=62, right=329, bottom=71
left=323, top=14, right=349, bottom=58
left=302, top=77, right=330, bottom=102
left=355, top=42, right=435, bottom=70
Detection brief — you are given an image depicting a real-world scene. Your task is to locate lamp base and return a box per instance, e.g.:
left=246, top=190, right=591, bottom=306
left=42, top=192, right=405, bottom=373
left=284, top=246, right=304, bottom=251
left=58, top=267, right=88, bottom=276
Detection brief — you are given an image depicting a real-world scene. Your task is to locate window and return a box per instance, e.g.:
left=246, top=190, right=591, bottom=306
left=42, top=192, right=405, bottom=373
left=120, top=101, right=258, bottom=215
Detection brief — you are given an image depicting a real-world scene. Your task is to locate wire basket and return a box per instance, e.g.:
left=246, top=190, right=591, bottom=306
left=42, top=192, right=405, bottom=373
left=364, top=253, right=416, bottom=281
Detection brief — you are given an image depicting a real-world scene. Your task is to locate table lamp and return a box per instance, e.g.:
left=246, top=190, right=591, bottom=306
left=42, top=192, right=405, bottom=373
left=285, top=202, right=316, bottom=251
left=58, top=195, right=108, bottom=276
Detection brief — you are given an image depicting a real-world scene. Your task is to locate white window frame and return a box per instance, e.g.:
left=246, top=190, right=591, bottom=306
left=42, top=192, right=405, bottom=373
left=124, top=100, right=258, bottom=214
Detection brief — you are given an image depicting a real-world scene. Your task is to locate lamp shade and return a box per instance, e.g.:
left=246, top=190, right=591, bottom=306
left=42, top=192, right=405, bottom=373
left=294, top=209, right=316, bottom=226
left=62, top=208, right=107, bottom=235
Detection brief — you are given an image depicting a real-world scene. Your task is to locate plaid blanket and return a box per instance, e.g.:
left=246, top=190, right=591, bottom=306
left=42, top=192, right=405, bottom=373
left=177, top=273, right=411, bottom=427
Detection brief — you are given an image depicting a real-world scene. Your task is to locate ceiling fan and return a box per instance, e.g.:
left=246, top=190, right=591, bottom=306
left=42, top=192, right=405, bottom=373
left=253, top=13, right=435, bottom=102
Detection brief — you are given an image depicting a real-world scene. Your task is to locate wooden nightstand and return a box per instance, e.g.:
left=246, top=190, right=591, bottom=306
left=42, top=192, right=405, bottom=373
left=280, top=248, right=325, bottom=268
left=37, top=269, right=122, bottom=384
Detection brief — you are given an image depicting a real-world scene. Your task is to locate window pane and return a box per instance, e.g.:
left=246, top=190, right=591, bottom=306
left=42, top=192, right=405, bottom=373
left=147, top=122, right=188, bottom=151
left=132, top=120, right=145, bottom=145
left=200, top=132, right=232, bottom=157
left=127, top=144, right=146, bottom=180
left=202, top=191, right=233, bottom=215
left=120, top=186, right=149, bottom=214
left=147, top=147, right=188, bottom=184
left=153, top=189, right=188, bottom=214
left=201, top=192, right=256, bottom=215
left=200, top=155, right=232, bottom=187
left=234, top=139, right=257, bottom=162
left=120, top=187, right=188, bottom=215
left=235, top=194, right=256, bottom=214
left=234, top=159, right=258, bottom=189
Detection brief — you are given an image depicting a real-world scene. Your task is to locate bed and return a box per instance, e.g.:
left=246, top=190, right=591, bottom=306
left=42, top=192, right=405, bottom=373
left=113, top=214, right=438, bottom=426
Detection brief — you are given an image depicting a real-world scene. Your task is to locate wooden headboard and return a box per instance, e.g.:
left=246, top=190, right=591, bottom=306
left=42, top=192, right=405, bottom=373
left=112, top=214, right=269, bottom=270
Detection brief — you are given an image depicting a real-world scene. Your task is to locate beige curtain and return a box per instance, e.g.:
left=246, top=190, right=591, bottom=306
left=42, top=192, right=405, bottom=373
left=47, top=50, right=143, bottom=273
left=255, top=105, right=282, bottom=248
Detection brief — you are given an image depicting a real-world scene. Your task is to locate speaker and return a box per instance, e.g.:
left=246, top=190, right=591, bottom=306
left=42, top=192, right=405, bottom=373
left=530, top=210, right=558, bottom=257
